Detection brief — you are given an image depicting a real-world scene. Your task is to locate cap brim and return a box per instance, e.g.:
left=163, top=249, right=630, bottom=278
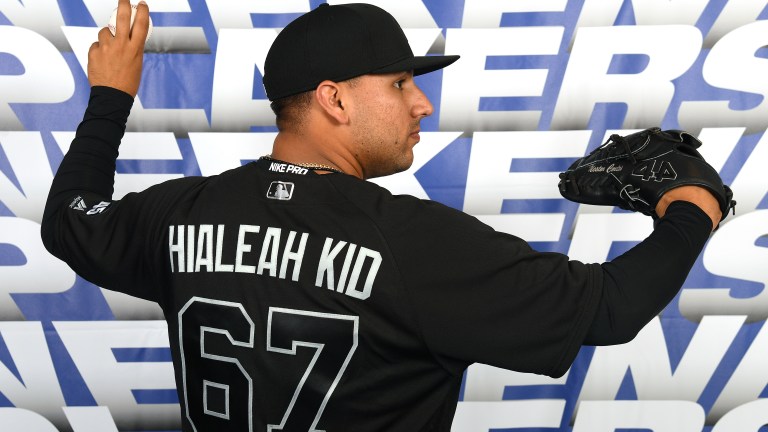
left=373, top=55, right=460, bottom=76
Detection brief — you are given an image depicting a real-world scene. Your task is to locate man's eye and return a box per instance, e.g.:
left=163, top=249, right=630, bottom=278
left=394, top=80, right=405, bottom=89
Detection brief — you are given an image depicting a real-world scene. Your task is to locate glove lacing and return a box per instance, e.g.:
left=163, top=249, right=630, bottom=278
left=608, top=134, right=637, bottom=164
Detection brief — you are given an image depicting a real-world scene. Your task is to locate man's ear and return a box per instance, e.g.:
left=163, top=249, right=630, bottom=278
left=315, top=80, right=350, bottom=124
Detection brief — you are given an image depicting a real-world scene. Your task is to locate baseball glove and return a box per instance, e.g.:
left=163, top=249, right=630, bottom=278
left=558, top=127, right=735, bottom=222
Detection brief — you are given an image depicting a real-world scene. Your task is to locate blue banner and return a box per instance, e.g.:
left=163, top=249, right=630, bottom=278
left=0, top=0, right=766, bottom=430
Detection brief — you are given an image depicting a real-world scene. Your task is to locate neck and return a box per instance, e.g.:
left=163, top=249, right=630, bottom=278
left=271, top=130, right=364, bottom=178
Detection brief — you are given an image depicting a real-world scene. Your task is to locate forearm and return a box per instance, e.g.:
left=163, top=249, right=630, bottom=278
left=584, top=201, right=712, bottom=345
left=42, top=86, right=133, bottom=248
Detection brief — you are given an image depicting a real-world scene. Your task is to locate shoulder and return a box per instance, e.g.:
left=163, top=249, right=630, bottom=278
left=125, top=165, right=253, bottom=210
left=329, top=175, right=493, bottom=236
left=144, top=164, right=252, bottom=193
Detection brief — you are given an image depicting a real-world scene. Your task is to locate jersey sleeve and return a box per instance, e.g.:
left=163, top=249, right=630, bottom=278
left=584, top=201, right=712, bottom=345
left=378, top=197, right=603, bottom=378
left=41, top=86, right=201, bottom=302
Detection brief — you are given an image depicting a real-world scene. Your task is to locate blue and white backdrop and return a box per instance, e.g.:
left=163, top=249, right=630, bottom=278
left=1, top=0, right=767, bottom=431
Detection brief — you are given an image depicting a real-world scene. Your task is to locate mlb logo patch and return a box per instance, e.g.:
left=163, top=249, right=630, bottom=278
left=267, top=181, right=294, bottom=200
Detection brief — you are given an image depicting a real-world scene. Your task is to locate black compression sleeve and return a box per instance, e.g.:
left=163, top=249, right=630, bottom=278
left=583, top=201, right=712, bottom=345
left=41, top=86, right=133, bottom=249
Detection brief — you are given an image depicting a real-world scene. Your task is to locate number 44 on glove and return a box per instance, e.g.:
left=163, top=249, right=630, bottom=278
left=558, top=127, right=736, bottom=225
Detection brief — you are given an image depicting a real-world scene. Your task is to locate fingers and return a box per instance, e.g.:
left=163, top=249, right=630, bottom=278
left=131, top=1, right=150, bottom=44
left=87, top=0, right=147, bottom=96
left=115, top=0, right=132, bottom=40
left=97, top=26, right=113, bottom=44
left=88, top=41, right=99, bottom=58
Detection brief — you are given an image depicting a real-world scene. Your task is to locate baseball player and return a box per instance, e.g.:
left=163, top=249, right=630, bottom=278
left=42, top=1, right=731, bottom=431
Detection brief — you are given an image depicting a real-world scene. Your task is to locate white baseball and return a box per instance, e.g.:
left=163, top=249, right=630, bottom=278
left=108, top=3, right=153, bottom=41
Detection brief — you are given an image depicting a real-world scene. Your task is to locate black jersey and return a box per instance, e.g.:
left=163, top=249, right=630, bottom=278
left=43, top=87, right=603, bottom=431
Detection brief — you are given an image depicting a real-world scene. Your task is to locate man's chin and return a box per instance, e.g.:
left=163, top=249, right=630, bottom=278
left=365, top=156, right=413, bottom=180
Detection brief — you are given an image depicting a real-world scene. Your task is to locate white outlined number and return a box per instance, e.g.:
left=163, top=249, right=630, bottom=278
left=179, top=298, right=256, bottom=432
left=267, top=307, right=358, bottom=432
left=179, top=298, right=358, bottom=432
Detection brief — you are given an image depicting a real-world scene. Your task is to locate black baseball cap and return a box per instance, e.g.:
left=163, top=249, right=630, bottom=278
left=263, top=3, right=459, bottom=101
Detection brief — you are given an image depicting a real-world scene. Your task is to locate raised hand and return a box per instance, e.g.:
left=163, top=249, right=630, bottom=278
left=87, top=0, right=150, bottom=97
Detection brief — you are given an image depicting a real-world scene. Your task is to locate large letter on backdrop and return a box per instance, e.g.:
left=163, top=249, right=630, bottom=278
left=0, top=1, right=766, bottom=431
